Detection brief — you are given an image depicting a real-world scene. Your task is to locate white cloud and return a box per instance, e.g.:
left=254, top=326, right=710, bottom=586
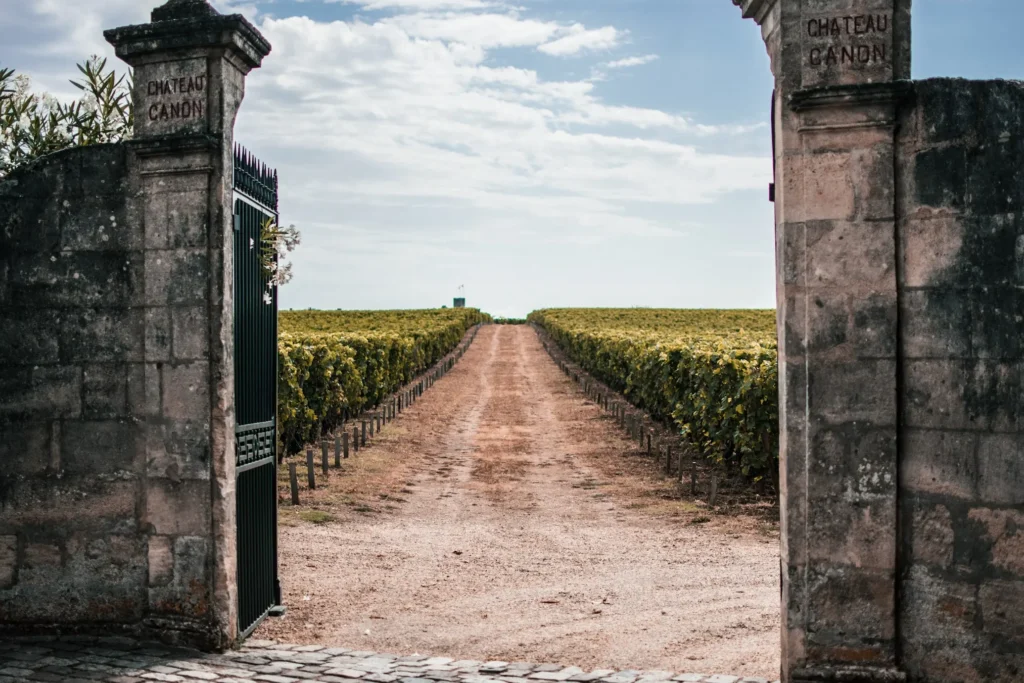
left=332, top=0, right=505, bottom=9
left=537, top=24, right=621, bottom=56
left=605, top=54, right=659, bottom=69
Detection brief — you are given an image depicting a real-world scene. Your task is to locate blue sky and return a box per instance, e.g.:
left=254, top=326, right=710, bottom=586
left=3, top=0, right=1024, bottom=318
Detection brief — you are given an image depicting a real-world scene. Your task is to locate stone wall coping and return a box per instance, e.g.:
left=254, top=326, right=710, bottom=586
left=733, top=0, right=775, bottom=23
left=789, top=81, right=915, bottom=112
left=128, top=132, right=222, bottom=158
left=104, top=12, right=271, bottom=69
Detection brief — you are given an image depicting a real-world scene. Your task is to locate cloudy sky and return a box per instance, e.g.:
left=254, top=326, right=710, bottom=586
left=3, top=0, right=1024, bottom=317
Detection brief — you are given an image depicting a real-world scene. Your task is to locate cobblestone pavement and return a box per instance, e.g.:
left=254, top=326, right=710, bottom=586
left=0, top=638, right=778, bottom=683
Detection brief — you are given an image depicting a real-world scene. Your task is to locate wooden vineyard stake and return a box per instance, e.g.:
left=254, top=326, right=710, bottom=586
left=343, top=431, right=349, bottom=459
left=691, top=457, right=697, bottom=495
left=709, top=474, right=719, bottom=507
left=647, top=433, right=652, bottom=456
left=362, top=421, right=368, bottom=445
left=289, top=463, right=300, bottom=505
left=334, top=434, right=341, bottom=467
left=306, top=448, right=316, bottom=490
left=321, top=443, right=329, bottom=477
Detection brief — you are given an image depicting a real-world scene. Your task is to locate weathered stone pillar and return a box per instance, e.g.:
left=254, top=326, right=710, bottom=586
left=735, top=1, right=911, bottom=681
left=105, top=0, right=270, bottom=648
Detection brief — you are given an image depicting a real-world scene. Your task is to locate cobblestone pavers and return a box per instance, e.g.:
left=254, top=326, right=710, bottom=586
left=0, top=638, right=777, bottom=683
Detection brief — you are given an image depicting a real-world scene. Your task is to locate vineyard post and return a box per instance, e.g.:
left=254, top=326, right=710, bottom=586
left=343, top=432, right=349, bottom=459
left=321, top=442, right=329, bottom=474
left=306, top=449, right=316, bottom=490
left=334, top=435, right=341, bottom=467
left=289, top=463, right=300, bottom=505
left=690, top=457, right=697, bottom=496
left=664, top=445, right=672, bottom=475
left=362, top=421, right=368, bottom=445
left=647, top=433, right=652, bottom=456
left=353, top=426, right=360, bottom=453
left=709, top=474, right=718, bottom=507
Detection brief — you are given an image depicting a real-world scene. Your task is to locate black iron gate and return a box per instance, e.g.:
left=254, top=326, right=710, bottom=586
left=233, top=144, right=282, bottom=637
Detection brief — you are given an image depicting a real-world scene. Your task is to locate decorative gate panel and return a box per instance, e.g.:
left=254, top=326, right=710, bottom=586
left=233, top=145, right=281, bottom=637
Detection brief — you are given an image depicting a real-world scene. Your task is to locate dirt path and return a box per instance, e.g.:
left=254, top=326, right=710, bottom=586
left=256, top=326, right=779, bottom=679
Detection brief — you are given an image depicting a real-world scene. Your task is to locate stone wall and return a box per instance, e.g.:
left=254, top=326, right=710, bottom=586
left=896, top=78, right=1024, bottom=683
left=0, top=142, right=220, bottom=645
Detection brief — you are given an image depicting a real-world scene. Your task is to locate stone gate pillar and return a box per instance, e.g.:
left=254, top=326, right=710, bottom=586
left=105, top=0, right=270, bottom=648
left=736, top=1, right=911, bottom=681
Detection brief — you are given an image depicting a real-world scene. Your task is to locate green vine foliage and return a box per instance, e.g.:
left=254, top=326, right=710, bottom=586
left=277, top=309, right=492, bottom=455
left=528, top=308, right=779, bottom=482
left=1, top=57, right=133, bottom=177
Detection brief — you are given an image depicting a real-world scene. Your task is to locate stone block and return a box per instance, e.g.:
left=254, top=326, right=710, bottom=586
left=971, top=286, right=1021, bottom=360
left=146, top=420, right=210, bottom=481
left=807, top=494, right=895, bottom=570
left=979, top=580, right=1024, bottom=644
left=966, top=508, right=1024, bottom=577
left=781, top=292, right=807, bottom=357
left=61, top=419, right=138, bottom=474
left=965, top=142, right=1024, bottom=216
left=78, top=144, right=130, bottom=195
left=59, top=193, right=135, bottom=251
left=9, top=250, right=142, bottom=308
left=0, top=422, right=56, bottom=475
left=805, top=565, right=895, bottom=653
left=805, top=291, right=849, bottom=354
left=901, top=288, right=971, bottom=359
left=145, top=479, right=210, bottom=536
left=0, top=172, right=62, bottom=251
left=0, top=476, right=138, bottom=536
left=24, top=541, right=62, bottom=569
left=0, top=366, right=82, bottom=421
left=908, top=502, right=955, bottom=569
left=899, top=565, right=980, bottom=681
left=805, top=220, right=895, bottom=287
left=808, top=424, right=896, bottom=500
left=900, top=214, right=963, bottom=288
left=902, top=359, right=1018, bottom=431
left=147, top=536, right=211, bottom=619
left=850, top=291, right=897, bottom=359
left=172, top=306, right=209, bottom=360
left=914, top=145, right=968, bottom=210
left=148, top=535, right=173, bottom=586
left=851, top=144, right=895, bottom=221
left=0, top=535, right=16, bottom=589
left=145, top=249, right=210, bottom=306
left=146, top=307, right=172, bottom=362
left=807, top=359, right=896, bottom=425
left=0, top=309, right=61, bottom=365
left=162, top=361, right=210, bottom=422
left=779, top=222, right=805, bottom=286
left=62, top=308, right=145, bottom=363
left=83, top=363, right=128, bottom=418
left=900, top=428, right=978, bottom=499
left=794, top=154, right=855, bottom=222
left=977, top=433, right=1024, bottom=505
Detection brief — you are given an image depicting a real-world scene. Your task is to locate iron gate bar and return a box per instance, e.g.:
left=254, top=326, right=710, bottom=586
left=233, top=143, right=281, bottom=639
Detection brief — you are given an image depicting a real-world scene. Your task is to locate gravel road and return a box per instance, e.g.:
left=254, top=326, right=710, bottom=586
left=255, top=325, right=779, bottom=680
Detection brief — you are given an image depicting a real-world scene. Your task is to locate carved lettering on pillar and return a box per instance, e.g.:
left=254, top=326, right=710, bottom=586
left=803, top=12, right=894, bottom=86
left=146, top=75, right=206, bottom=123
left=136, top=58, right=209, bottom=136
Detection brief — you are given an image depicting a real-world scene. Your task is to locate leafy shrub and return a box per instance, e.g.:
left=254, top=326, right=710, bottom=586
left=528, top=308, right=778, bottom=481
left=277, top=308, right=491, bottom=455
